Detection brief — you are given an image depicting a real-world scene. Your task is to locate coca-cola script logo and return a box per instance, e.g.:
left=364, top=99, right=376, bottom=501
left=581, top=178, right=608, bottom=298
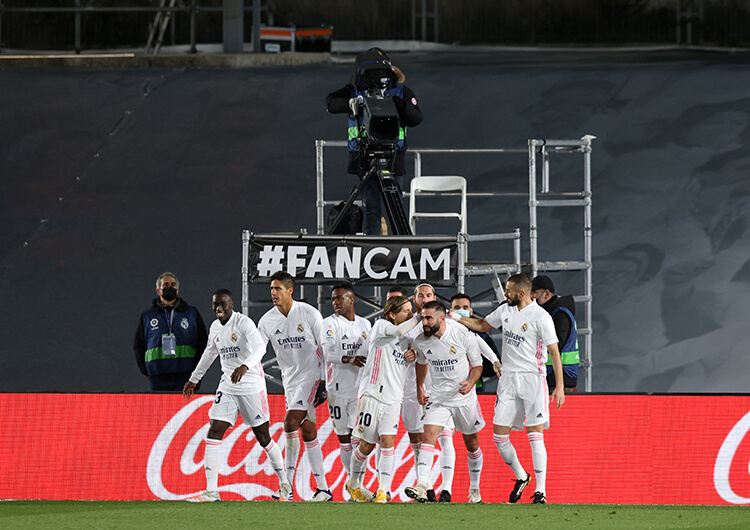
left=147, top=397, right=447, bottom=501
left=714, top=410, right=750, bottom=504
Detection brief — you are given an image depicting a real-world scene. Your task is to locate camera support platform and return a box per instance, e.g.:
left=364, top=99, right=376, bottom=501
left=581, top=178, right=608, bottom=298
left=326, top=157, right=412, bottom=236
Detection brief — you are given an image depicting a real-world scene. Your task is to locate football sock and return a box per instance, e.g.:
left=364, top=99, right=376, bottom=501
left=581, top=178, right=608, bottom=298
left=263, top=440, right=287, bottom=486
left=204, top=438, right=222, bottom=492
left=467, top=447, right=483, bottom=489
left=340, top=442, right=354, bottom=478
left=493, top=433, right=527, bottom=479
left=409, top=441, right=421, bottom=464
left=285, top=431, right=300, bottom=485
left=349, top=446, right=368, bottom=489
left=416, top=443, right=435, bottom=488
left=304, top=438, right=329, bottom=490
left=438, top=429, right=455, bottom=492
left=378, top=446, right=396, bottom=493
left=528, top=431, right=547, bottom=493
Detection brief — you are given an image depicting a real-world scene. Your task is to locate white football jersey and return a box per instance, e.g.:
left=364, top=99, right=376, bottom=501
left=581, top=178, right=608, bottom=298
left=189, top=311, right=267, bottom=394
left=358, top=318, right=414, bottom=405
left=414, top=322, right=482, bottom=406
left=485, top=300, right=557, bottom=374
left=321, top=313, right=371, bottom=399
left=258, top=300, right=324, bottom=389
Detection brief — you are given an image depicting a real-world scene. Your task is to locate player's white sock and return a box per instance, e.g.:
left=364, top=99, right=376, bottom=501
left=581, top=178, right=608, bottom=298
left=375, top=444, right=381, bottom=479
left=340, top=442, right=353, bottom=478
left=304, top=438, right=329, bottom=490
left=204, top=438, right=222, bottom=492
left=438, top=429, right=455, bottom=493
left=467, top=447, right=483, bottom=489
left=409, top=441, right=421, bottom=464
left=528, top=432, right=547, bottom=493
left=285, top=431, right=300, bottom=485
left=378, top=446, right=395, bottom=493
left=263, top=440, right=287, bottom=486
left=349, top=446, right=368, bottom=489
left=493, top=433, right=527, bottom=479
left=416, top=443, right=435, bottom=488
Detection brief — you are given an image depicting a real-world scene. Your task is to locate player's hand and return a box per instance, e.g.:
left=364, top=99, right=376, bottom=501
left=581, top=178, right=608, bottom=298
left=493, top=361, right=502, bottom=377
left=352, top=355, right=367, bottom=367
left=183, top=381, right=196, bottom=399
left=551, top=386, right=565, bottom=410
left=458, top=379, right=474, bottom=395
left=417, top=385, right=428, bottom=406
left=231, top=364, right=248, bottom=384
left=313, top=381, right=327, bottom=407
left=404, top=348, right=416, bottom=362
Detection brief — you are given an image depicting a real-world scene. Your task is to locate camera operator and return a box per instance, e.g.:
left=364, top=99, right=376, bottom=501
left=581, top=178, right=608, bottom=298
left=326, top=48, right=423, bottom=236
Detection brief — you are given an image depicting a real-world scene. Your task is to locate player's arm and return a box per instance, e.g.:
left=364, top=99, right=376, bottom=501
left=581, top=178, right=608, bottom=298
left=547, top=342, right=565, bottom=410
left=184, top=330, right=219, bottom=398
left=450, top=312, right=494, bottom=333
left=415, top=350, right=429, bottom=405
left=309, top=309, right=328, bottom=382
left=460, top=332, right=484, bottom=394
left=231, top=319, right=265, bottom=384
left=383, top=314, right=421, bottom=338
left=474, top=333, right=502, bottom=376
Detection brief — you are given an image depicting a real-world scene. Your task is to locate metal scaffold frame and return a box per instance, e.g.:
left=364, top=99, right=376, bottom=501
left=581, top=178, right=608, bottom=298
left=312, top=136, right=594, bottom=390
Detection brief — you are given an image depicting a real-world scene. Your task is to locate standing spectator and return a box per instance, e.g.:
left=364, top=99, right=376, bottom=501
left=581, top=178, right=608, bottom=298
left=134, top=271, right=207, bottom=391
left=530, top=275, right=580, bottom=393
left=451, top=273, right=564, bottom=504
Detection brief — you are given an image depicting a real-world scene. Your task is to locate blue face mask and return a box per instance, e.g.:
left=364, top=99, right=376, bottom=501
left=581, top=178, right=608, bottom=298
left=453, top=309, right=471, bottom=318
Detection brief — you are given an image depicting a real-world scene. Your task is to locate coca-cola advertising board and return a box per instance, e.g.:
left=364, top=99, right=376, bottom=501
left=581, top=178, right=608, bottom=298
left=1, top=394, right=748, bottom=504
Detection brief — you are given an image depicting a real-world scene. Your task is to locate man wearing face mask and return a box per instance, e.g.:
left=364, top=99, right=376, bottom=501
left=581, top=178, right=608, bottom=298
left=134, top=271, right=208, bottom=391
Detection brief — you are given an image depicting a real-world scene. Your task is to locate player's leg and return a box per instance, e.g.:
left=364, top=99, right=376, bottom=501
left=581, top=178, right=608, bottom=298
left=299, top=410, right=331, bottom=499
left=405, top=404, right=444, bottom=503
left=283, top=408, right=305, bottom=486
left=372, top=402, right=401, bottom=502
left=401, top=395, right=424, bottom=463
left=493, top=374, right=530, bottom=503
left=522, top=373, right=551, bottom=504
left=187, top=392, right=236, bottom=502
left=348, top=395, right=379, bottom=501
left=437, top=425, right=455, bottom=501
left=454, top=400, right=485, bottom=503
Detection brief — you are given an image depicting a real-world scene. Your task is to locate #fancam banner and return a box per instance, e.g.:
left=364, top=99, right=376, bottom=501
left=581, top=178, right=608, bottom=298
left=246, top=234, right=459, bottom=286
left=1, top=394, right=749, bottom=504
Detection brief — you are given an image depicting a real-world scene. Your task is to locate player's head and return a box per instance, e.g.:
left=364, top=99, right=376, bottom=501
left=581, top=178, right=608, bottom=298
left=530, top=275, right=555, bottom=305
left=270, top=271, right=295, bottom=307
left=383, top=295, right=412, bottom=325
left=155, top=271, right=180, bottom=305
left=450, top=292, right=473, bottom=317
left=421, top=300, right=446, bottom=337
left=413, top=282, right=435, bottom=312
left=505, top=273, right=532, bottom=307
left=386, top=286, right=408, bottom=299
left=331, top=283, right=355, bottom=317
left=212, top=288, right=234, bottom=324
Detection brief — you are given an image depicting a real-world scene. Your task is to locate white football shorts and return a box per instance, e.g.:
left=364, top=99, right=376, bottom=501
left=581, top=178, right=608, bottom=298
left=493, top=372, right=550, bottom=430
left=284, top=377, right=319, bottom=423
left=353, top=394, right=401, bottom=444
left=209, top=389, right=270, bottom=428
left=423, top=398, right=484, bottom=435
left=400, top=392, right=425, bottom=433
left=327, top=393, right=358, bottom=435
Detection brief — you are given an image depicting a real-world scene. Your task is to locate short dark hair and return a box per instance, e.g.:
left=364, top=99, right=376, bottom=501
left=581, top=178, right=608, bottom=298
left=450, top=293, right=472, bottom=304
left=387, top=286, right=408, bottom=297
left=213, top=288, right=233, bottom=299
left=422, top=300, right=446, bottom=314
left=332, top=282, right=355, bottom=296
left=507, top=273, right=532, bottom=292
left=270, top=271, right=295, bottom=289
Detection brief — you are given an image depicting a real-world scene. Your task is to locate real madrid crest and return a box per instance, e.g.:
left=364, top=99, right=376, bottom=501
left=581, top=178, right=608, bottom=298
left=362, top=331, right=368, bottom=340
left=180, top=317, right=189, bottom=330
left=449, top=345, right=457, bottom=355
left=297, top=323, right=304, bottom=333
left=521, top=323, right=528, bottom=332
left=231, top=333, right=238, bottom=342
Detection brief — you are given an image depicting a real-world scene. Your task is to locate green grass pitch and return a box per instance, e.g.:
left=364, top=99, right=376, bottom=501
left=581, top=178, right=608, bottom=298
left=1, top=501, right=749, bottom=529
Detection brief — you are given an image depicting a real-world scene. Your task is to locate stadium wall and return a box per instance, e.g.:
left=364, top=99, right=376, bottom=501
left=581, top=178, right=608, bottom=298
left=2, top=394, right=749, bottom=505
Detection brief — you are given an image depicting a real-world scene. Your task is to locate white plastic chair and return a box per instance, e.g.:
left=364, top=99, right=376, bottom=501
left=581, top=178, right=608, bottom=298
left=409, top=176, right=468, bottom=235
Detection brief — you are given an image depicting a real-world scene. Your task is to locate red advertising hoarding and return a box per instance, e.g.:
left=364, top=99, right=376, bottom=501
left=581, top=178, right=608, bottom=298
left=1, top=394, right=748, bottom=504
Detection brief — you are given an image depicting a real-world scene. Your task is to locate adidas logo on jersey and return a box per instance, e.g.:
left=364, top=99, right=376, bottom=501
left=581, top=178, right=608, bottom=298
left=296, top=400, right=304, bottom=405
left=342, top=334, right=349, bottom=340
left=275, top=330, right=282, bottom=335
left=536, top=413, right=544, bottom=418
left=426, top=349, right=433, bottom=355
left=474, top=420, right=481, bottom=426
left=255, top=414, right=261, bottom=420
